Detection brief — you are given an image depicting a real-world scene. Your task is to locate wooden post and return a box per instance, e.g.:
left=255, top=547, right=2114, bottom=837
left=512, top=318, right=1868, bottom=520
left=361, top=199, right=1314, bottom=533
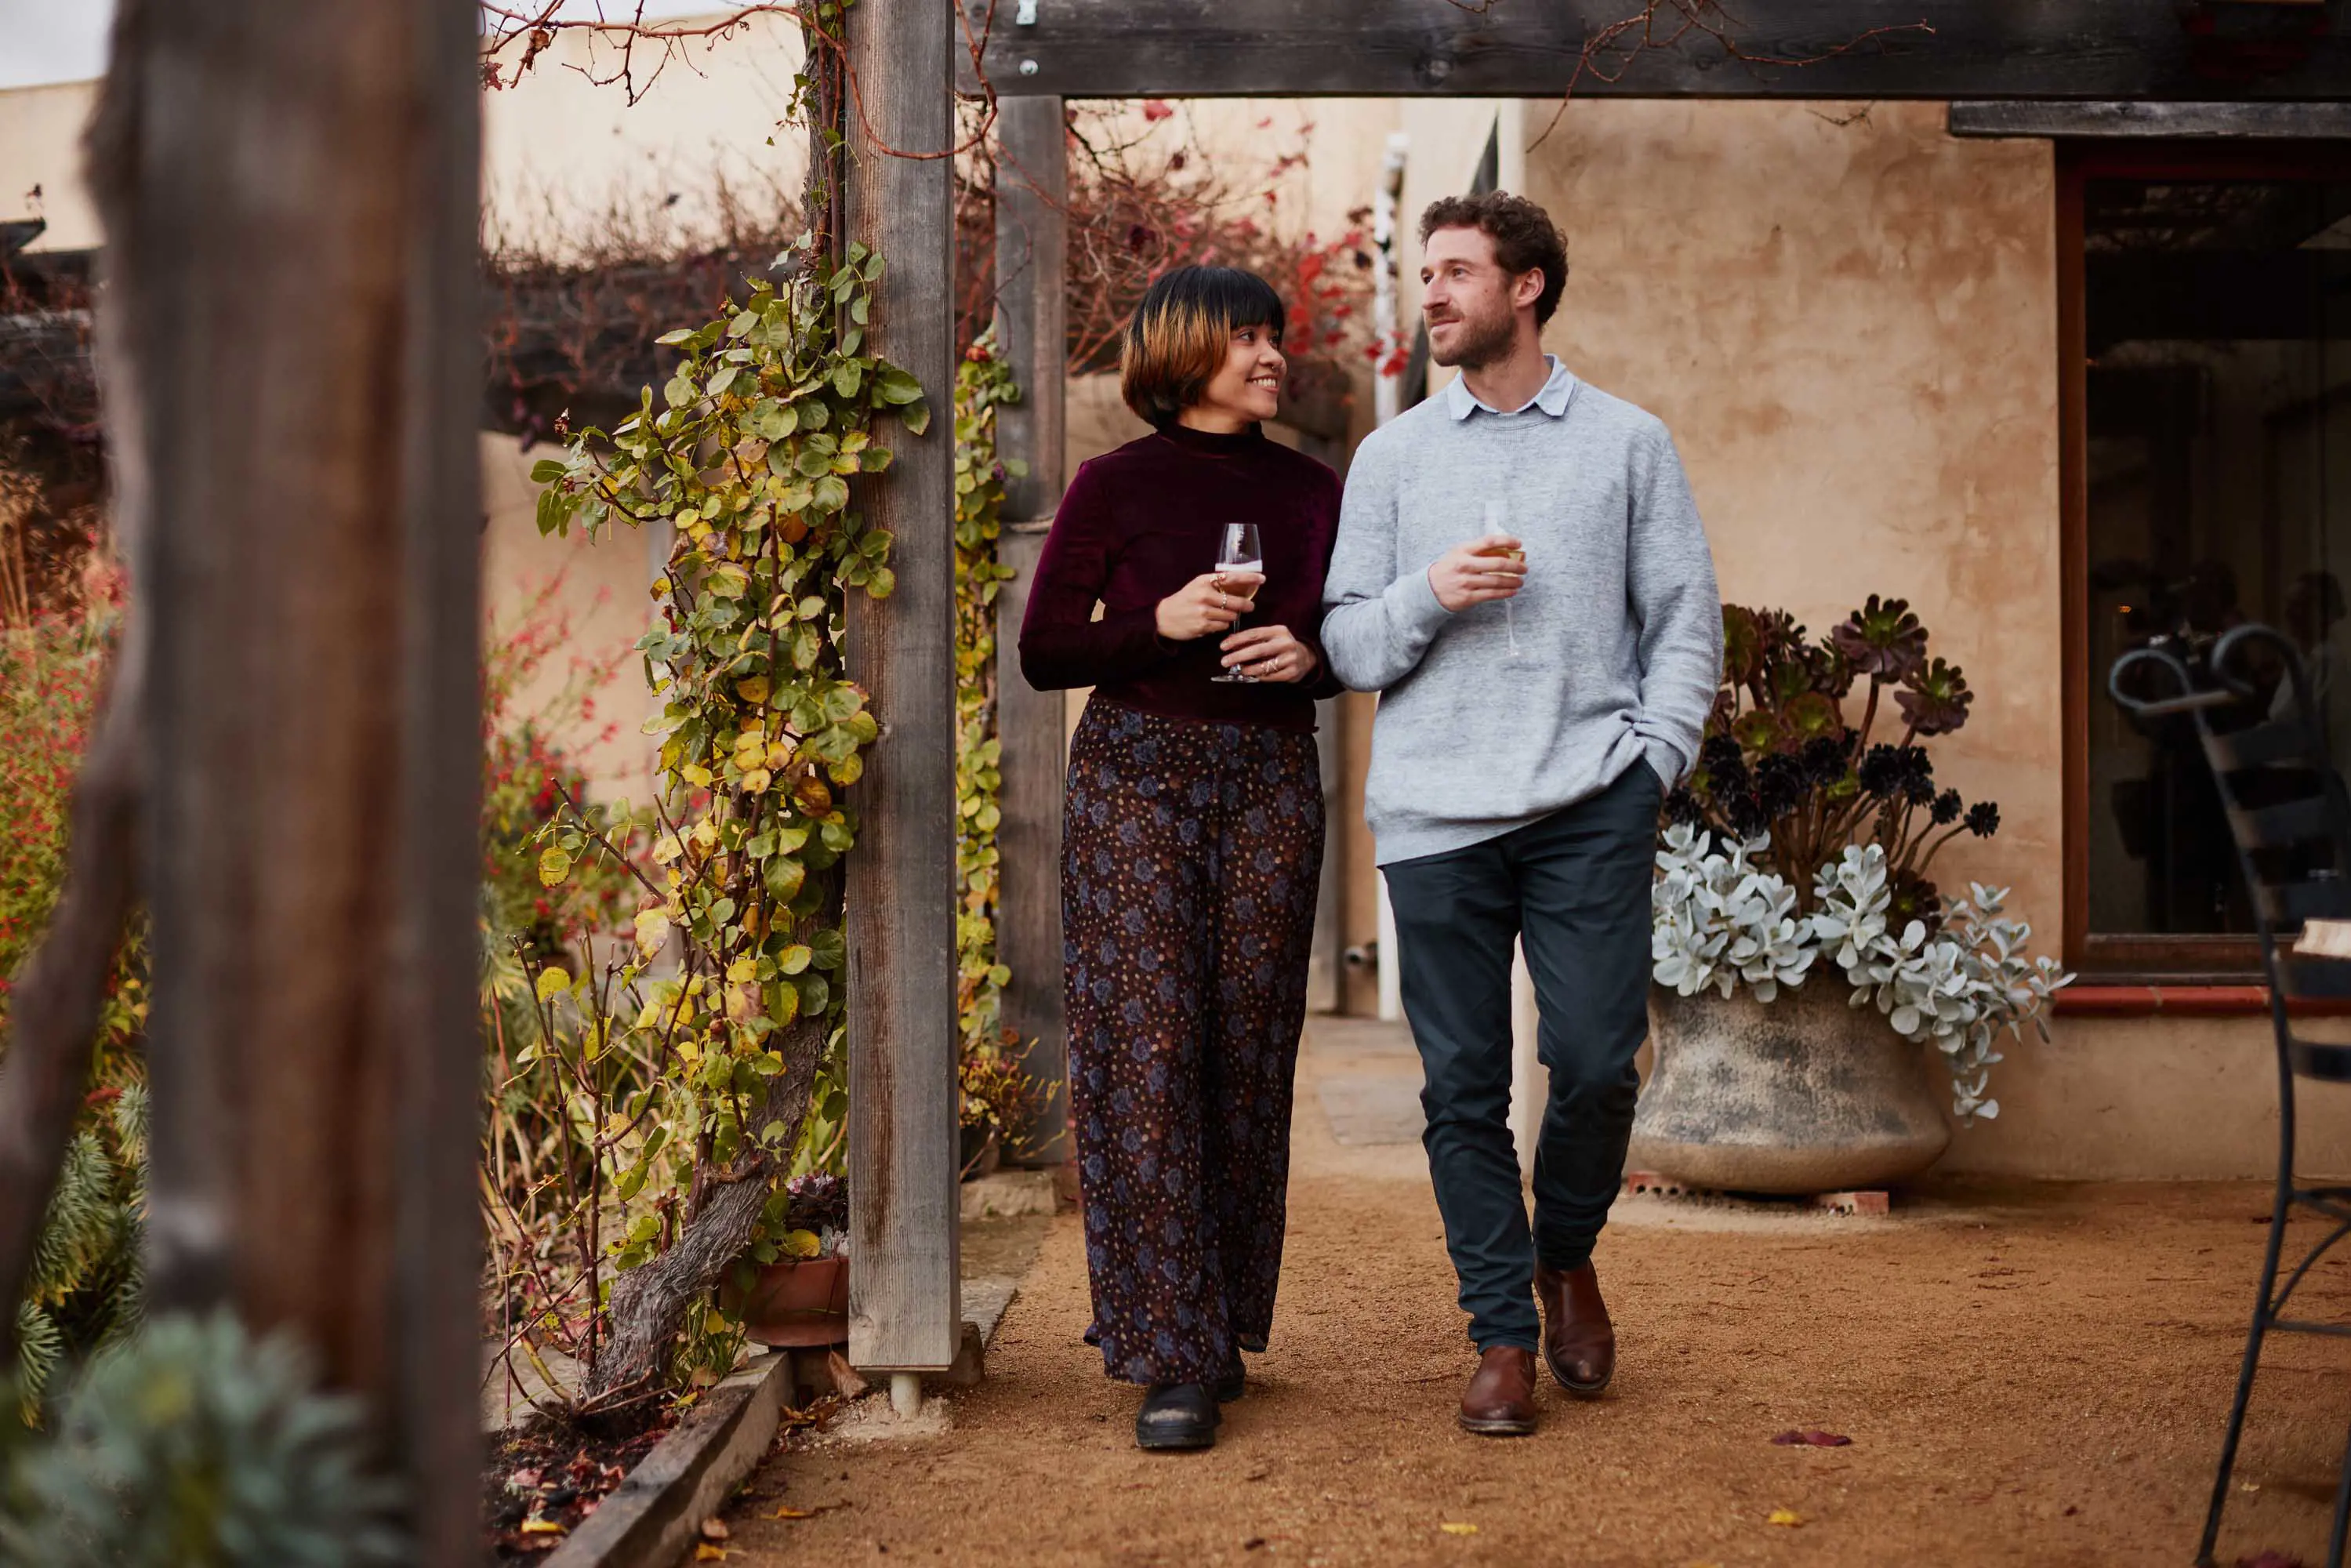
left=108, top=0, right=481, bottom=1554
left=992, top=95, right=1071, bottom=1160
left=843, top=0, right=960, bottom=1374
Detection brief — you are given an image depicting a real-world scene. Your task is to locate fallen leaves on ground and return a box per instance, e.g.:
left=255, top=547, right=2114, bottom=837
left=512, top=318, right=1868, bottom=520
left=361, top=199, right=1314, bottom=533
left=1767, top=1509, right=1805, bottom=1527
left=1439, top=1523, right=1478, bottom=1535
left=1772, top=1429, right=1853, bottom=1447
left=518, top=1518, right=565, bottom=1536
left=693, top=1547, right=728, bottom=1563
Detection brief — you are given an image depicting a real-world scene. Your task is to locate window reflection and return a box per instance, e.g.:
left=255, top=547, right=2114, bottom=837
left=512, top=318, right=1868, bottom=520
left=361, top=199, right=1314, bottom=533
left=2088, top=173, right=2351, bottom=938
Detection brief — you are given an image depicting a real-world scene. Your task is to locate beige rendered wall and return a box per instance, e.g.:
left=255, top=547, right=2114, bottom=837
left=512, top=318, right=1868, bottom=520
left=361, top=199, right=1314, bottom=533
left=0, top=82, right=103, bottom=250
left=480, top=433, right=666, bottom=806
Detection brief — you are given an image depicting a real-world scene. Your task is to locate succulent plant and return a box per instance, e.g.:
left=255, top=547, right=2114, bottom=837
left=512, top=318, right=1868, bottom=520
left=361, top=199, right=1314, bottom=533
left=1655, top=837, right=2070, bottom=1124
left=1830, top=594, right=1927, bottom=680
left=0, top=1312, right=403, bottom=1566
left=1669, top=597, right=2001, bottom=917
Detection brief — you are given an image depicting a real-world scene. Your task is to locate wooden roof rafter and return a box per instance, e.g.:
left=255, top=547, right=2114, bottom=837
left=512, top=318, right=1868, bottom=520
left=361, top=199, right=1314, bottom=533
left=960, top=0, right=2351, bottom=102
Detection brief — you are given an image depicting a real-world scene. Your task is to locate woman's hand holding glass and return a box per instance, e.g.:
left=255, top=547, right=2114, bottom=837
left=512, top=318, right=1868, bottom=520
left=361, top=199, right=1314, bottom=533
left=1219, top=623, right=1318, bottom=683
left=1156, top=568, right=1262, bottom=641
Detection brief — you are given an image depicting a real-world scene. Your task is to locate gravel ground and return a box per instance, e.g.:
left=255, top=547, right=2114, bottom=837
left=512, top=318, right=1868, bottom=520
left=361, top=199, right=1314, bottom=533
left=718, top=1020, right=2351, bottom=1567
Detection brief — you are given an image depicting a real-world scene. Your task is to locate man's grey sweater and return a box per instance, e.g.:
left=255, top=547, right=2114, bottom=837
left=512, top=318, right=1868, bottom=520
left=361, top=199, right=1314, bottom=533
left=1321, top=363, right=1722, bottom=866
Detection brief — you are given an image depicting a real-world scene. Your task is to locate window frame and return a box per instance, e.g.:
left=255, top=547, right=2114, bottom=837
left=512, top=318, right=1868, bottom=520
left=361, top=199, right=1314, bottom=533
left=2061, top=141, right=2351, bottom=982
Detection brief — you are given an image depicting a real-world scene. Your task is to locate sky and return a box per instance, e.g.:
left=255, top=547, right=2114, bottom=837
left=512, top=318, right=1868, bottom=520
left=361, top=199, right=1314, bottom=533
left=0, top=1, right=727, bottom=91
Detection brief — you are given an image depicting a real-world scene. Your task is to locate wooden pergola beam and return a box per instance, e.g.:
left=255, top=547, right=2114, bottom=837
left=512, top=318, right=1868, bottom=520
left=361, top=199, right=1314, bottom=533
left=991, top=96, right=1072, bottom=1165
left=844, top=0, right=961, bottom=1377
left=1948, top=100, right=2351, bottom=137
left=962, top=0, right=2351, bottom=101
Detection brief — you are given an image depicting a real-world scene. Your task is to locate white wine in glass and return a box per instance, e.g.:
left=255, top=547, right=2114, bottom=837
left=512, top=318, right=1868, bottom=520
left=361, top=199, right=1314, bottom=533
left=1211, top=522, right=1264, bottom=684
left=1472, top=500, right=1525, bottom=657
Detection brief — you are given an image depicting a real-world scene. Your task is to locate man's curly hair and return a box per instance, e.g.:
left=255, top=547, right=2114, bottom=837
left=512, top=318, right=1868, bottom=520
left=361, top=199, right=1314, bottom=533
left=1418, top=191, right=1571, bottom=325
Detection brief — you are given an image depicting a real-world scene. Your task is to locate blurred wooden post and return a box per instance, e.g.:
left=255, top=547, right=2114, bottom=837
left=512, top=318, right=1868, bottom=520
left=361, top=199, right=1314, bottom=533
left=992, top=95, right=1071, bottom=1161
left=843, top=0, right=960, bottom=1374
left=111, top=0, right=482, bottom=1555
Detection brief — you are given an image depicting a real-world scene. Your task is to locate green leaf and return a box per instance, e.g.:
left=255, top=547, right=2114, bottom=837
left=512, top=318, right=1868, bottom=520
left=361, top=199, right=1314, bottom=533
left=867, top=566, right=896, bottom=600
left=812, top=475, right=850, bottom=514
left=831, top=362, right=862, bottom=399
left=810, top=929, right=847, bottom=970
left=899, top=399, right=931, bottom=437
left=764, top=857, right=807, bottom=903
left=778, top=943, right=813, bottom=975
left=874, top=368, right=924, bottom=405
left=530, top=458, right=569, bottom=484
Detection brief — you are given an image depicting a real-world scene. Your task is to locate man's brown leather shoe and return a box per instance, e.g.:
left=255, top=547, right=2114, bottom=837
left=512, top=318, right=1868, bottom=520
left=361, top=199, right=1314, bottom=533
left=1533, top=1260, right=1615, bottom=1397
left=1457, top=1345, right=1539, bottom=1436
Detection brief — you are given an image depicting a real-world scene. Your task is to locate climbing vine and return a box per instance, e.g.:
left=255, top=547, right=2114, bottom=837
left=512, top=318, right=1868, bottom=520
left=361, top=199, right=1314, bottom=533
left=518, top=233, right=928, bottom=1397
left=949, top=333, right=1036, bottom=1155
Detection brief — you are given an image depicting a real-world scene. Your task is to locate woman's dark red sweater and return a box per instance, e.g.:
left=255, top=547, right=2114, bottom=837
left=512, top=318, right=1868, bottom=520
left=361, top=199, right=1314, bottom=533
left=1017, top=422, right=1344, bottom=733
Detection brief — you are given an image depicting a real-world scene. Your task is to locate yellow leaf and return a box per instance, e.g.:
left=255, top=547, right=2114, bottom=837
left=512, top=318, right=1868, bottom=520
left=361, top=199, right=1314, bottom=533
left=782, top=1228, right=822, bottom=1259
left=535, top=967, right=570, bottom=1004
left=652, top=834, right=684, bottom=866
left=693, top=820, right=720, bottom=851
left=741, top=768, right=773, bottom=795
left=737, top=675, right=771, bottom=704
left=681, top=764, right=714, bottom=788
left=727, top=956, right=758, bottom=983
left=519, top=1517, right=566, bottom=1535
left=635, top=909, right=672, bottom=959
left=693, top=1547, right=727, bottom=1562
left=537, top=847, right=572, bottom=887
left=1439, top=1523, right=1478, bottom=1536
left=1766, top=1509, right=1805, bottom=1528
left=766, top=1504, right=816, bottom=1519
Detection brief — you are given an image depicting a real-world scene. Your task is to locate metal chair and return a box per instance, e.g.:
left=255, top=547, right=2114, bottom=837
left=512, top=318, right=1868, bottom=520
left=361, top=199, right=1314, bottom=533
left=2110, top=624, right=2351, bottom=1568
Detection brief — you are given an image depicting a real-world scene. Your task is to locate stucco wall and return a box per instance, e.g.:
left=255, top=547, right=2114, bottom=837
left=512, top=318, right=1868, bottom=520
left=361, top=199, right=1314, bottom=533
left=0, top=82, right=103, bottom=251
left=1520, top=98, right=2062, bottom=926
left=480, top=432, right=665, bottom=805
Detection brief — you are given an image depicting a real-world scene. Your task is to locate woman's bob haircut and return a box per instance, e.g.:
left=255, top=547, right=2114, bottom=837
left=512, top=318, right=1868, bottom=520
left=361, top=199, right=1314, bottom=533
left=1118, top=265, right=1286, bottom=428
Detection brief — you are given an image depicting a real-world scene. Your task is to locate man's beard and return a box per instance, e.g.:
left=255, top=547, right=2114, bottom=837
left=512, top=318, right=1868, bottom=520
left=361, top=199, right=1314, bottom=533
left=1428, top=304, right=1515, bottom=370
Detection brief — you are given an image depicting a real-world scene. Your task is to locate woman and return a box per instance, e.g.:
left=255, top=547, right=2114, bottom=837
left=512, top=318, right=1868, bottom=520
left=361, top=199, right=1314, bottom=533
left=1018, top=266, right=1341, bottom=1451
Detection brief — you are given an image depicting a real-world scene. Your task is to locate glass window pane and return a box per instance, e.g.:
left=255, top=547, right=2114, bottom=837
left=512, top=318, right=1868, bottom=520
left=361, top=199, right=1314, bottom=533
left=2086, top=175, right=2351, bottom=938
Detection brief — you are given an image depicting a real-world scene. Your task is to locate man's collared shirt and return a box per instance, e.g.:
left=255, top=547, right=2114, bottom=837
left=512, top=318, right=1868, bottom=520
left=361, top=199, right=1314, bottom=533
left=1442, top=354, right=1576, bottom=421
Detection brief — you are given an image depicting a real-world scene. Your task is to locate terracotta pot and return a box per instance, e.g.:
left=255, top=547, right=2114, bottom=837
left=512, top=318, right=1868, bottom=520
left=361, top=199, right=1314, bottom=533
left=724, top=1254, right=848, bottom=1348
left=1627, top=982, right=1952, bottom=1195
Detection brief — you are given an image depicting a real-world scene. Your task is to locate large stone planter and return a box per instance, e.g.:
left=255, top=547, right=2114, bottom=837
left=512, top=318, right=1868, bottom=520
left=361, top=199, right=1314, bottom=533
left=1628, top=982, right=1951, bottom=1195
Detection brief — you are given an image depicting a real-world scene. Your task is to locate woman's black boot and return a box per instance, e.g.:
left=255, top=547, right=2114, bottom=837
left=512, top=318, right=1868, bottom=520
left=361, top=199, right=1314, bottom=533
left=1134, top=1383, right=1220, bottom=1450
left=1213, top=1351, right=1246, bottom=1403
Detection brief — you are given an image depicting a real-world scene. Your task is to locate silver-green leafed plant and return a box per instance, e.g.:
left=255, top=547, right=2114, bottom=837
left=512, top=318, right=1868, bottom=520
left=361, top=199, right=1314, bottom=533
left=0, top=1311, right=401, bottom=1567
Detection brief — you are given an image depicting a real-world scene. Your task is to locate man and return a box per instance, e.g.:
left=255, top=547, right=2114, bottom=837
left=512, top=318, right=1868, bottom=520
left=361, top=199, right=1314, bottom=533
left=1320, top=192, right=1721, bottom=1436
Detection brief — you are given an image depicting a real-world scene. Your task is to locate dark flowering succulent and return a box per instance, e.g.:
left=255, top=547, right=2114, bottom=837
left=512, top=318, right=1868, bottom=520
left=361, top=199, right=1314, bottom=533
left=1673, top=597, right=2002, bottom=914
left=1896, top=656, right=1973, bottom=737
left=1830, top=593, right=1927, bottom=679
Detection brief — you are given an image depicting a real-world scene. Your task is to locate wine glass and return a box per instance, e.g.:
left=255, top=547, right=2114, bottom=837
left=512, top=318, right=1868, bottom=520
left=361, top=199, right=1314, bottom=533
left=1210, top=523, right=1264, bottom=684
left=1471, top=499, right=1525, bottom=657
